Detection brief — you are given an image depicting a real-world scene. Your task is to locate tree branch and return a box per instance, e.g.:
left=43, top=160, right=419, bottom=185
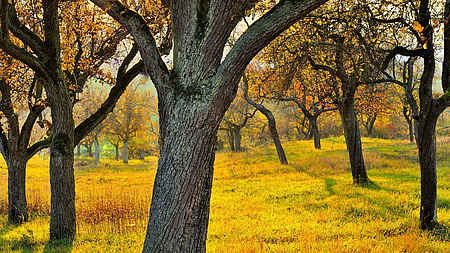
left=89, top=0, right=170, bottom=93
left=216, top=0, right=328, bottom=102
left=73, top=47, right=144, bottom=145
left=381, top=46, right=425, bottom=71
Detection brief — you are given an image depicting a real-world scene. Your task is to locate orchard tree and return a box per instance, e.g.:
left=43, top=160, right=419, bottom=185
left=242, top=69, right=288, bottom=163
left=377, top=0, right=450, bottom=230
left=0, top=53, right=49, bottom=224
left=221, top=91, right=257, bottom=151
left=106, top=82, right=155, bottom=163
left=255, top=19, right=338, bottom=149
left=0, top=0, right=168, bottom=239
left=355, top=83, right=390, bottom=138
left=91, top=0, right=328, bottom=251
left=75, top=88, right=111, bottom=165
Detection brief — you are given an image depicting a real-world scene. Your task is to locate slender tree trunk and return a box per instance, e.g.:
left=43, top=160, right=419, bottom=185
left=339, top=98, right=369, bottom=184
left=418, top=111, right=439, bottom=230
left=114, top=144, right=119, bottom=161
left=309, top=117, right=321, bottom=149
left=266, top=111, right=288, bottom=164
left=76, top=143, right=81, bottom=157
left=8, top=151, right=28, bottom=224
left=139, top=149, right=145, bottom=160
left=366, top=115, right=376, bottom=138
left=123, top=139, right=129, bottom=164
left=86, top=143, right=93, bottom=158
left=143, top=100, right=219, bottom=252
left=227, top=130, right=235, bottom=151
left=408, top=121, right=414, bottom=143
left=93, top=135, right=100, bottom=165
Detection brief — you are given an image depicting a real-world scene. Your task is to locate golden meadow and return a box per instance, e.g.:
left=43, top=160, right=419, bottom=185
left=0, top=137, right=449, bottom=252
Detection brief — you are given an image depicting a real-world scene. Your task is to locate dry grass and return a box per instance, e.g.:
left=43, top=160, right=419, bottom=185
left=0, top=138, right=449, bottom=252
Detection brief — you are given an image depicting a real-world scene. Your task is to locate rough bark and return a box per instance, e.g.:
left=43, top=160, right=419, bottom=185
left=418, top=105, right=439, bottom=230
left=8, top=151, right=28, bottom=224
left=233, top=129, right=242, bottom=151
left=309, top=117, right=321, bottom=149
left=90, top=0, right=329, bottom=251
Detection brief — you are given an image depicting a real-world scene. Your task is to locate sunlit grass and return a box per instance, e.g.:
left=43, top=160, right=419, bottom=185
left=0, top=138, right=449, bottom=252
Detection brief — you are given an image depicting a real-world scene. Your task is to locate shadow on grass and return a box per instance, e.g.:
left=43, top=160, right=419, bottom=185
left=432, top=223, right=450, bottom=242
left=323, top=177, right=337, bottom=194
left=0, top=221, right=41, bottom=252
left=359, top=180, right=382, bottom=190
left=43, top=237, right=73, bottom=253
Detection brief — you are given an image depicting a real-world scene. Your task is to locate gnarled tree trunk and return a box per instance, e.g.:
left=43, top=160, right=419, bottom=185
left=143, top=97, right=220, bottom=252
left=91, top=0, right=328, bottom=251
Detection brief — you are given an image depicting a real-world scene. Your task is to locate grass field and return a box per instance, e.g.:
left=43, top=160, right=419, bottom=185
left=0, top=137, right=449, bottom=252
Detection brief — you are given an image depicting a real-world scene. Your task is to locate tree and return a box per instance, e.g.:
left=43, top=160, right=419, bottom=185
left=221, top=92, right=257, bottom=151
left=106, top=82, right=155, bottom=163
left=254, top=19, right=339, bottom=150
left=242, top=70, right=288, bottom=164
left=384, top=57, right=420, bottom=142
left=91, top=0, right=328, bottom=251
left=299, top=0, right=386, bottom=184
left=75, top=88, right=110, bottom=164
left=0, top=0, right=162, bottom=238
left=0, top=56, right=48, bottom=224
left=378, top=0, right=450, bottom=230
left=355, top=83, right=389, bottom=138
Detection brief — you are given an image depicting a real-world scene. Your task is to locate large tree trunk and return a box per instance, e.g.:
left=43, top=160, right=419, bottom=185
left=418, top=42, right=438, bottom=230
left=48, top=93, right=76, bottom=240
left=89, top=0, right=329, bottom=251
left=339, top=98, right=369, bottom=184
left=44, top=63, right=76, bottom=239
left=142, top=100, right=220, bottom=252
left=8, top=151, right=28, bottom=224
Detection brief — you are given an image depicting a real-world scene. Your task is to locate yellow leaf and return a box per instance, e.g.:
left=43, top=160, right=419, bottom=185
left=423, top=43, right=427, bottom=49
left=412, top=21, right=424, bottom=33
